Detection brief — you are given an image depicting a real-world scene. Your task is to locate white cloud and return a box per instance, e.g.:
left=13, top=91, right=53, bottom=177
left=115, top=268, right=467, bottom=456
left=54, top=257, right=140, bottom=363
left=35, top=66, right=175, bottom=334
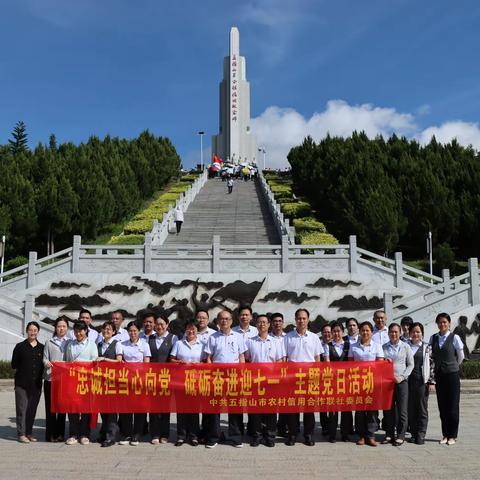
left=251, top=100, right=417, bottom=168
left=416, top=121, right=480, bottom=150
left=251, top=100, right=480, bottom=168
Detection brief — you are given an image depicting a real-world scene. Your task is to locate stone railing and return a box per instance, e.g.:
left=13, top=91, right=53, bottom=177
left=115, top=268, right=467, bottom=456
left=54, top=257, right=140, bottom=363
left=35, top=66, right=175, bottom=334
left=258, top=171, right=295, bottom=244
left=150, top=169, right=208, bottom=245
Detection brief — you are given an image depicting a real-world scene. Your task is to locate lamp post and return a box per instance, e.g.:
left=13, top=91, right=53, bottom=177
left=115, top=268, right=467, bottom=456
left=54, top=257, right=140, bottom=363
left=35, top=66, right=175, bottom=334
left=197, top=131, right=205, bottom=171
left=426, top=231, right=433, bottom=281
left=258, top=147, right=266, bottom=170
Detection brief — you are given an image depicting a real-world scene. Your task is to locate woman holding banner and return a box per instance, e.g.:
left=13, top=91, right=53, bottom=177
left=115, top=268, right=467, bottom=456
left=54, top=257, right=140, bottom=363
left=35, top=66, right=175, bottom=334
left=43, top=316, right=69, bottom=442
left=118, top=321, right=151, bottom=446
left=348, top=321, right=384, bottom=447
left=63, top=320, right=99, bottom=445
left=169, top=319, right=203, bottom=446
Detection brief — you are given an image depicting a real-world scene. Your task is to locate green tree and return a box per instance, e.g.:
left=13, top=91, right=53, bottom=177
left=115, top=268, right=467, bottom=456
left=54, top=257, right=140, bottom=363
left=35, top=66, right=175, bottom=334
left=8, top=121, right=29, bottom=155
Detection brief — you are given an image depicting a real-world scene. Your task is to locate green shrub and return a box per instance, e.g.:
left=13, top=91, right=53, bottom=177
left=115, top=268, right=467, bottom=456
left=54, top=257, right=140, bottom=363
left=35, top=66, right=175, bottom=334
left=0, top=361, right=14, bottom=378
left=297, top=231, right=339, bottom=245
left=460, top=360, right=480, bottom=379
left=276, top=197, right=296, bottom=204
left=157, top=193, right=179, bottom=203
left=434, top=242, right=457, bottom=276
left=5, top=256, right=28, bottom=271
left=108, top=234, right=145, bottom=245
left=281, top=201, right=312, bottom=218
left=168, top=185, right=190, bottom=193
left=293, top=217, right=327, bottom=232
left=124, top=219, right=155, bottom=235
left=180, top=174, right=198, bottom=182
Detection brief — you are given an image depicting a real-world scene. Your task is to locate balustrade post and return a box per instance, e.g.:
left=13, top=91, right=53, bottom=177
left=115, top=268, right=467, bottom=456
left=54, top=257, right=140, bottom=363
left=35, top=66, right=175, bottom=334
left=468, top=258, right=479, bottom=305
left=383, top=292, right=393, bottom=321
left=348, top=235, right=358, bottom=274
left=281, top=235, right=289, bottom=273
left=212, top=235, right=220, bottom=273
left=144, top=233, right=152, bottom=273
left=394, top=252, right=404, bottom=289
left=72, top=235, right=81, bottom=273
left=23, top=294, right=34, bottom=334
left=27, top=252, right=37, bottom=288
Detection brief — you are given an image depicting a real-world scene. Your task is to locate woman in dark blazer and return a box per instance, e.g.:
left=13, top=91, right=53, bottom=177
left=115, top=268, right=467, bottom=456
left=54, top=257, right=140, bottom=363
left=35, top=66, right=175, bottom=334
left=11, top=321, right=44, bottom=443
left=430, top=313, right=465, bottom=445
left=148, top=315, right=178, bottom=444
left=327, top=322, right=351, bottom=442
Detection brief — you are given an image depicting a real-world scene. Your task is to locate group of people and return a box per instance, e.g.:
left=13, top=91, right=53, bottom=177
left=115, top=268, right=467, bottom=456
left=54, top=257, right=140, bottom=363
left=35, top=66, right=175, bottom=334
left=11, top=306, right=465, bottom=449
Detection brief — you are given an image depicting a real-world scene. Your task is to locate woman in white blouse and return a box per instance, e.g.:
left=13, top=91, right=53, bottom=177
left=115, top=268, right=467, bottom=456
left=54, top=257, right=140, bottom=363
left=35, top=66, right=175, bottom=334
left=348, top=321, right=384, bottom=447
left=118, top=321, right=151, bottom=446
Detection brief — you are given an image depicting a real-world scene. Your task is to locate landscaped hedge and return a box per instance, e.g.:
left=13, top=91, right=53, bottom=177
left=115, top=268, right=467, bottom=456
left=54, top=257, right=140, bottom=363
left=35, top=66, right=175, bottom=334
left=297, top=231, right=339, bottom=245
left=108, top=234, right=144, bottom=245
left=123, top=219, right=155, bottom=235
left=0, top=361, right=14, bottom=378
left=281, top=201, right=312, bottom=218
left=293, top=217, right=327, bottom=232
left=460, top=360, right=480, bottom=379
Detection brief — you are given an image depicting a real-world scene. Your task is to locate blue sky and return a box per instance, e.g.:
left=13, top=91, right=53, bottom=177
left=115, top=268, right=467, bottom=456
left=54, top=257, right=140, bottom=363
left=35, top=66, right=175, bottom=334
left=1, top=0, right=480, bottom=167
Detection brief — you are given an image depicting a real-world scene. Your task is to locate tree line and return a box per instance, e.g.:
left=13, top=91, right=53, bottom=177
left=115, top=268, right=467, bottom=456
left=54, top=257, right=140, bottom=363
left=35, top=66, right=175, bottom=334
left=287, top=132, right=480, bottom=262
left=0, top=122, right=181, bottom=263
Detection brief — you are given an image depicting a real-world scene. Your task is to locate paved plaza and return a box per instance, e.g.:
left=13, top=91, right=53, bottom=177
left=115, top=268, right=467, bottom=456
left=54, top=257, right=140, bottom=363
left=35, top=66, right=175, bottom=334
left=0, top=380, right=479, bottom=480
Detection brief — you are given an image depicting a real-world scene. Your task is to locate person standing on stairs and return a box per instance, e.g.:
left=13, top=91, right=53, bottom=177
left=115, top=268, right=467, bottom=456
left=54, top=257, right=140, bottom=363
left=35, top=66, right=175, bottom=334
left=174, top=204, right=184, bottom=234
left=227, top=176, right=234, bottom=194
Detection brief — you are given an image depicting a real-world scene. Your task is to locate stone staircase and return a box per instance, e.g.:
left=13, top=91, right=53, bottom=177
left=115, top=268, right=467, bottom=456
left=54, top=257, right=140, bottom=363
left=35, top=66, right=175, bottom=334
left=164, top=178, right=280, bottom=245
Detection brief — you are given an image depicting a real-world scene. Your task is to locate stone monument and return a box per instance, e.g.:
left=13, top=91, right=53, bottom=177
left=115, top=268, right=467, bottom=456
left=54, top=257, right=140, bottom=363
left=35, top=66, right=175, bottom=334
left=211, top=27, right=258, bottom=165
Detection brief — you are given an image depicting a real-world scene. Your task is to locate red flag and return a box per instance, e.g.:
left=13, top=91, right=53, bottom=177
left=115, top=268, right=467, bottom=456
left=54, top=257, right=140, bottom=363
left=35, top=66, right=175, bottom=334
left=213, top=154, right=223, bottom=164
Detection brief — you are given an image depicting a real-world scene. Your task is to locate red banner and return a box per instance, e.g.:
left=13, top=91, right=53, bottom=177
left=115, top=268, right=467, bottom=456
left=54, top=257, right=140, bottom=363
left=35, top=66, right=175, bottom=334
left=52, top=361, right=393, bottom=414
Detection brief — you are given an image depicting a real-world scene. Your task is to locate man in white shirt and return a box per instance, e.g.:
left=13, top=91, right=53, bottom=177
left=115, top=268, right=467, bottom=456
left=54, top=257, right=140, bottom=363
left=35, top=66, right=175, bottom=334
left=111, top=310, right=129, bottom=342
left=67, top=309, right=99, bottom=343
left=246, top=315, right=285, bottom=447
left=196, top=310, right=216, bottom=348
left=139, top=311, right=156, bottom=342
left=269, top=312, right=288, bottom=437
left=204, top=310, right=247, bottom=449
left=233, top=305, right=258, bottom=339
left=284, top=308, right=328, bottom=446
left=372, top=310, right=389, bottom=346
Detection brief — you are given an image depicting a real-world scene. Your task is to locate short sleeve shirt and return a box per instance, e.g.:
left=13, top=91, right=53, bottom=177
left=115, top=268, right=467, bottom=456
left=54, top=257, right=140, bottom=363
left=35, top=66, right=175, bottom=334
left=170, top=338, right=203, bottom=363
left=246, top=335, right=285, bottom=363
left=99, top=339, right=122, bottom=356
left=348, top=341, right=384, bottom=361
left=372, top=328, right=389, bottom=346
left=233, top=325, right=259, bottom=340
left=204, top=331, right=247, bottom=363
left=120, top=340, right=151, bottom=362
left=284, top=330, right=325, bottom=362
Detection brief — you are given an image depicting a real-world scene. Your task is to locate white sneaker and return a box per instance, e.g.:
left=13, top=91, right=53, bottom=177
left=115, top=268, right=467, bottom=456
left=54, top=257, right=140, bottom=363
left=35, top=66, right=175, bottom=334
left=65, top=437, right=78, bottom=445
left=439, top=437, right=448, bottom=444
left=447, top=438, right=456, bottom=445
left=151, top=438, right=160, bottom=445
left=119, top=437, right=131, bottom=446
left=205, top=442, right=217, bottom=449
left=79, top=437, right=90, bottom=445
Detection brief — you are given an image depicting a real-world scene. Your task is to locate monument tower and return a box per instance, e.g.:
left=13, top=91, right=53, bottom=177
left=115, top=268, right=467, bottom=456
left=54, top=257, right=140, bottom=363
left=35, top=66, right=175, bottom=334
left=212, top=27, right=258, bottom=165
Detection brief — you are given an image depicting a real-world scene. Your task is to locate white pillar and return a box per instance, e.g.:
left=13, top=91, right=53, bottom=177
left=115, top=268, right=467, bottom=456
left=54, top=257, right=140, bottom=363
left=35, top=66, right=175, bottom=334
left=27, top=252, right=37, bottom=288
left=349, top=235, right=358, bottom=274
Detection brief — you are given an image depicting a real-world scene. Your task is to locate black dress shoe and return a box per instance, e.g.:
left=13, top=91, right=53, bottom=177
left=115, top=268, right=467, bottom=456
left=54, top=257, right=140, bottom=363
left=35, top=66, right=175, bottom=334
left=101, top=440, right=115, bottom=447
left=175, top=440, right=185, bottom=447
left=329, top=438, right=336, bottom=443
left=250, top=439, right=260, bottom=447
left=415, top=435, right=425, bottom=445
left=265, top=439, right=275, bottom=447
left=304, top=439, right=315, bottom=446
left=286, top=437, right=296, bottom=446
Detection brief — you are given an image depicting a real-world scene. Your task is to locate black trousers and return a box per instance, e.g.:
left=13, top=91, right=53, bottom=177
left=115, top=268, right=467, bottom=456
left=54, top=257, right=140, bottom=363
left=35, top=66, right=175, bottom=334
left=205, top=413, right=242, bottom=444
left=250, top=413, right=276, bottom=442
left=100, top=413, right=119, bottom=442
left=175, top=221, right=183, bottom=233
left=287, top=413, right=315, bottom=439
left=355, top=411, right=377, bottom=439
left=150, top=413, right=170, bottom=439
left=435, top=371, right=460, bottom=438
left=384, top=380, right=409, bottom=439
left=320, top=412, right=328, bottom=433
left=328, top=411, right=353, bottom=440
left=43, top=380, right=66, bottom=441
left=277, top=413, right=289, bottom=435
left=68, top=413, right=91, bottom=439
left=177, top=413, right=200, bottom=441
left=119, top=413, right=146, bottom=439
left=408, top=375, right=429, bottom=438
left=14, top=386, right=41, bottom=437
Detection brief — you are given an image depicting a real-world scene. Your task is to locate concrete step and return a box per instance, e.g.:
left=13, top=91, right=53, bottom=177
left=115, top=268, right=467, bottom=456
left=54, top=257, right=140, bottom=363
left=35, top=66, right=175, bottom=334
left=165, top=178, right=280, bottom=245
